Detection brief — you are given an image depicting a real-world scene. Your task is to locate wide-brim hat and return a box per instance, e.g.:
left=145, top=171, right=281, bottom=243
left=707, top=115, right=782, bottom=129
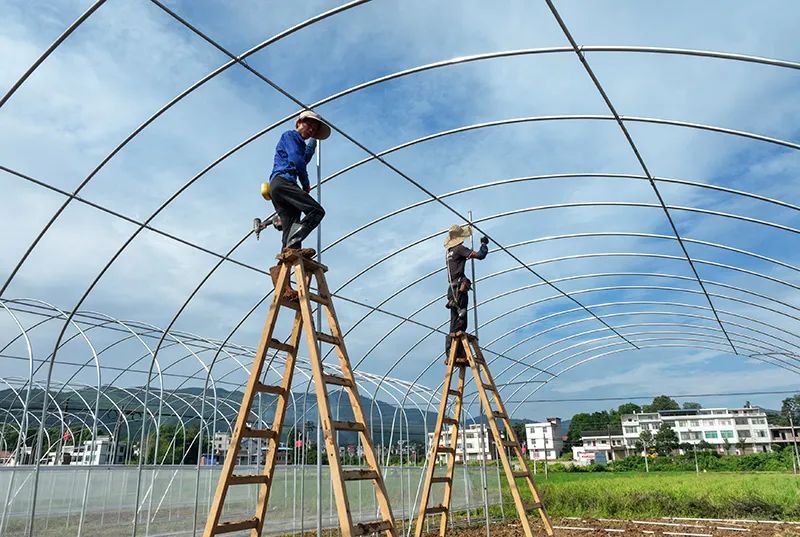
left=296, top=110, right=331, bottom=140
left=444, top=224, right=472, bottom=249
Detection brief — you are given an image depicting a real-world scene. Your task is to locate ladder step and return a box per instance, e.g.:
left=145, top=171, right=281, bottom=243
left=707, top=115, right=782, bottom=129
left=452, top=359, right=469, bottom=367
left=447, top=389, right=460, bottom=397
left=268, top=338, right=294, bottom=353
left=442, top=417, right=459, bottom=426
left=341, top=469, right=379, bottom=481
left=481, top=383, right=495, bottom=391
left=316, top=331, right=340, bottom=345
left=512, top=471, right=529, bottom=478
left=353, top=520, right=393, bottom=536
left=492, top=411, right=508, bottom=419
left=214, top=517, right=259, bottom=534
left=430, top=476, right=451, bottom=484
left=425, top=505, right=448, bottom=515
left=333, top=420, right=366, bottom=432
left=501, top=440, right=519, bottom=448
left=436, top=447, right=455, bottom=455
left=241, top=427, right=277, bottom=440
left=254, top=383, right=285, bottom=396
left=229, top=474, right=270, bottom=485
left=524, top=502, right=544, bottom=511
left=323, top=374, right=353, bottom=388
left=279, top=298, right=300, bottom=310
left=307, top=292, right=330, bottom=305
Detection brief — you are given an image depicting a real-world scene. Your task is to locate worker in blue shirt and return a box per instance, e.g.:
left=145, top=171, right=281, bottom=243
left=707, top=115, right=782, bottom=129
left=269, top=110, right=331, bottom=257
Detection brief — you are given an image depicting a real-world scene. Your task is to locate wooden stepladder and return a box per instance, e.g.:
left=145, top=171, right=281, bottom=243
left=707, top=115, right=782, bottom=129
left=414, top=332, right=553, bottom=537
left=203, top=251, right=397, bottom=537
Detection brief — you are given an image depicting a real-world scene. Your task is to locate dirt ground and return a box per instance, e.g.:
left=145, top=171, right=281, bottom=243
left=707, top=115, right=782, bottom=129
left=431, top=517, right=800, bottom=537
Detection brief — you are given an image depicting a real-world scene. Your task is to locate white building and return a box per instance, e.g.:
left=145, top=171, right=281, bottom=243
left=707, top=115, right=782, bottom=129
left=426, top=424, right=500, bottom=463
left=572, top=432, right=627, bottom=463
left=524, top=418, right=563, bottom=461
left=213, top=432, right=264, bottom=465
left=621, top=407, right=772, bottom=455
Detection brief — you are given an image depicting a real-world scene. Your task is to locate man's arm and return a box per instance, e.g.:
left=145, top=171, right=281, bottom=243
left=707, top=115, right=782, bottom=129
left=304, top=138, right=317, bottom=163
left=468, top=237, right=489, bottom=259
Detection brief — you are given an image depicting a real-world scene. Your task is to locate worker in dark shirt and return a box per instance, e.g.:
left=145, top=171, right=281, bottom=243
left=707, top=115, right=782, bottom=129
left=268, top=110, right=331, bottom=301
left=444, top=224, right=489, bottom=359
left=269, top=110, right=331, bottom=257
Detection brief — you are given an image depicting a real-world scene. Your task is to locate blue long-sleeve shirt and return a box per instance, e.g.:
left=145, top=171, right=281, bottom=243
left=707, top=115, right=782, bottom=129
left=269, top=130, right=317, bottom=190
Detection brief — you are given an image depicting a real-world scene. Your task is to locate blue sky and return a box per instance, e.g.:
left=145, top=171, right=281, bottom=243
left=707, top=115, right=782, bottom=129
left=1, top=0, right=800, bottom=422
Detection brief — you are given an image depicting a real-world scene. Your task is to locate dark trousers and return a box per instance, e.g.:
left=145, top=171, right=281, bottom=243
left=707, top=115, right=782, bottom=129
left=445, top=284, right=469, bottom=358
left=270, top=176, right=325, bottom=248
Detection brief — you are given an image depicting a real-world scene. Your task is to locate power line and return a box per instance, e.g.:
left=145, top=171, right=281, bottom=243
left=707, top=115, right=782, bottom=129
left=505, top=389, right=798, bottom=404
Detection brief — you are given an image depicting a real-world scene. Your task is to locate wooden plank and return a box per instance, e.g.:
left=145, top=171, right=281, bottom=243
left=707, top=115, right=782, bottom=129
left=353, top=520, right=393, bottom=536
left=241, top=427, right=276, bottom=440
left=447, top=389, right=460, bottom=397
left=213, top=517, right=259, bottom=534
left=254, top=383, right=284, bottom=395
left=307, top=292, right=330, bottom=305
left=442, top=417, right=459, bottom=426
left=430, top=476, right=450, bottom=484
left=333, top=420, right=366, bottom=432
left=323, top=374, right=353, bottom=388
left=316, top=331, right=340, bottom=345
left=425, top=505, right=447, bottom=515
left=341, top=469, right=379, bottom=481
left=268, top=338, right=293, bottom=353
left=229, top=474, right=270, bottom=485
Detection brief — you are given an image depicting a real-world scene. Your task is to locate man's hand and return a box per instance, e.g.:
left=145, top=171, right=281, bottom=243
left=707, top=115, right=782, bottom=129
left=303, top=184, right=311, bottom=193
left=480, top=236, right=489, bottom=245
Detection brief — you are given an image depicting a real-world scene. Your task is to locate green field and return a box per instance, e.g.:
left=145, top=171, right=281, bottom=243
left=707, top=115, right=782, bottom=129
left=503, top=471, right=800, bottom=521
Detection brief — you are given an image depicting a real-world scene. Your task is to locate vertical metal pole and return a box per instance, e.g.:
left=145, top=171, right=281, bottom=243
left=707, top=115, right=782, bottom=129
left=789, top=414, right=800, bottom=474
left=460, top=413, right=471, bottom=523
left=315, top=140, right=323, bottom=537
left=468, top=211, right=491, bottom=536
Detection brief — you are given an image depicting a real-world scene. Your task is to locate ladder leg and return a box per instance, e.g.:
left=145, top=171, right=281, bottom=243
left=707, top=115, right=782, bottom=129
left=252, top=308, right=305, bottom=536
left=413, top=338, right=460, bottom=537
left=311, top=266, right=398, bottom=537
left=438, top=364, right=465, bottom=537
left=463, top=336, right=551, bottom=537
left=294, top=262, right=357, bottom=537
left=203, top=263, right=295, bottom=537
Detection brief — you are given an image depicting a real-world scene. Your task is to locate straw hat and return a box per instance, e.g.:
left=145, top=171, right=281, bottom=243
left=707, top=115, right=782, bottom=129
left=444, top=224, right=472, bottom=249
left=296, top=110, right=331, bottom=140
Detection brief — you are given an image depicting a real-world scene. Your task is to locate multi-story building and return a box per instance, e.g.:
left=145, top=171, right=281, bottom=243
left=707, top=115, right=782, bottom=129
left=770, top=425, right=800, bottom=450
left=524, top=418, right=563, bottom=461
left=213, top=432, right=264, bottom=465
left=621, top=407, right=772, bottom=455
left=426, top=424, right=500, bottom=463
left=572, top=432, right=627, bottom=462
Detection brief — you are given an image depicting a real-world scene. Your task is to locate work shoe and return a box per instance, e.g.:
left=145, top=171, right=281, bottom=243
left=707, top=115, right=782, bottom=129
left=282, top=246, right=316, bottom=258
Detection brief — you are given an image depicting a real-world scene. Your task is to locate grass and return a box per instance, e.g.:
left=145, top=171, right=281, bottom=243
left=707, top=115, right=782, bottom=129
left=502, top=471, right=800, bottom=521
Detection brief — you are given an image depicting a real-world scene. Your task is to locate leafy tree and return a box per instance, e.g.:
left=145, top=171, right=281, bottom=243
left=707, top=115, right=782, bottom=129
left=697, top=440, right=712, bottom=452
left=781, top=394, right=800, bottom=424
left=643, top=395, right=680, bottom=413
left=654, top=424, right=679, bottom=456
left=512, top=422, right=527, bottom=444
left=635, top=430, right=654, bottom=454
left=682, top=402, right=702, bottom=409
left=616, top=403, right=642, bottom=416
